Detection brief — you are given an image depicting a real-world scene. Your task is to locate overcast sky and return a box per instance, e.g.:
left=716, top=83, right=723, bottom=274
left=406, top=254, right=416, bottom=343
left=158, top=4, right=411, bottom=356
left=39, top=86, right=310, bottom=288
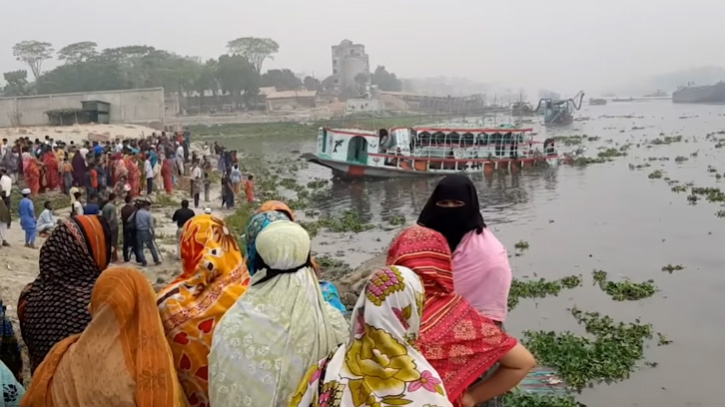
left=3, top=0, right=725, bottom=95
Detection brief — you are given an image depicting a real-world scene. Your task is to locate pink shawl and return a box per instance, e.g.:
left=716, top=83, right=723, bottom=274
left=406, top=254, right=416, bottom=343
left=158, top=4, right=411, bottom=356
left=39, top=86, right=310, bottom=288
left=452, top=229, right=512, bottom=322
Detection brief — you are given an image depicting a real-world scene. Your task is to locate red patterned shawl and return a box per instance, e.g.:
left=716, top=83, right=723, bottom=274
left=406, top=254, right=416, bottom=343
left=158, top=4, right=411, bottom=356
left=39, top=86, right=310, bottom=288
left=387, top=225, right=517, bottom=405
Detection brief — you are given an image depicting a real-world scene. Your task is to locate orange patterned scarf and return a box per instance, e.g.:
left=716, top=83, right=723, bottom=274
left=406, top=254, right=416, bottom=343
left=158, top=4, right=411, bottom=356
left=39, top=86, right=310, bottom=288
left=157, top=214, right=250, bottom=407
left=22, top=268, right=184, bottom=407
left=387, top=225, right=517, bottom=405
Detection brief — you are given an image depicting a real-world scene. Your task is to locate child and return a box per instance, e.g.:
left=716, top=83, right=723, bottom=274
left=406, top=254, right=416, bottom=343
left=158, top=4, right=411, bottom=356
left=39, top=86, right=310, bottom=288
left=244, top=174, right=255, bottom=203
left=203, top=172, right=211, bottom=202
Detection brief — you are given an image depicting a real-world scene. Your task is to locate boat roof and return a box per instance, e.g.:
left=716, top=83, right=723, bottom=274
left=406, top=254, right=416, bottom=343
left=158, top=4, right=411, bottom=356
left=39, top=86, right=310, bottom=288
left=409, top=126, right=533, bottom=133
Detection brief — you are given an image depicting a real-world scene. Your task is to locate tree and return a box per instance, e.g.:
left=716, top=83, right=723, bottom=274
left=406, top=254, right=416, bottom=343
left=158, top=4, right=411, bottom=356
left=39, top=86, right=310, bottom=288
left=57, top=41, right=98, bottom=64
left=36, top=58, right=128, bottom=94
left=354, top=72, right=369, bottom=95
left=371, top=66, right=403, bottom=92
left=303, top=76, right=321, bottom=91
left=216, top=55, right=260, bottom=109
left=226, top=37, right=279, bottom=73
left=12, top=40, right=54, bottom=80
left=2, top=70, right=30, bottom=96
left=194, top=59, right=219, bottom=110
left=261, top=69, right=302, bottom=91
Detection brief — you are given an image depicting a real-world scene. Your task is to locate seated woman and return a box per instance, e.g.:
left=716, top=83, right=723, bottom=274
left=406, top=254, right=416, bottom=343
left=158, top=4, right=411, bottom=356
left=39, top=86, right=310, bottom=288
left=22, top=268, right=185, bottom=407
left=387, top=226, right=536, bottom=407
left=36, top=201, right=56, bottom=237
left=157, top=214, right=250, bottom=407
left=250, top=201, right=348, bottom=315
left=209, top=220, right=348, bottom=407
left=418, top=174, right=512, bottom=324
left=290, top=266, right=453, bottom=407
left=18, top=215, right=111, bottom=373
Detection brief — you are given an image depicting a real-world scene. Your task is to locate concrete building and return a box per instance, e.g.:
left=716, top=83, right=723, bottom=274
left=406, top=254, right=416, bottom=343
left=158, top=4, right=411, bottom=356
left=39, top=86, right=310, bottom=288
left=331, top=40, right=370, bottom=97
left=265, top=90, right=317, bottom=111
left=0, top=88, right=165, bottom=128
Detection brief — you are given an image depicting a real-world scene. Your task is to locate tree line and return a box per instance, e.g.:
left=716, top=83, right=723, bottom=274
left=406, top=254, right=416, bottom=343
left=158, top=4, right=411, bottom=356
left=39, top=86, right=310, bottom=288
left=2, top=38, right=404, bottom=106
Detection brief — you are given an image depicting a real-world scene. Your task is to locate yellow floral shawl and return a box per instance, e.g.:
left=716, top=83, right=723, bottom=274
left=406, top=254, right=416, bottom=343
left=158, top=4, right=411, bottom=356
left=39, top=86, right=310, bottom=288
left=290, top=266, right=453, bottom=407
left=157, top=214, right=250, bottom=407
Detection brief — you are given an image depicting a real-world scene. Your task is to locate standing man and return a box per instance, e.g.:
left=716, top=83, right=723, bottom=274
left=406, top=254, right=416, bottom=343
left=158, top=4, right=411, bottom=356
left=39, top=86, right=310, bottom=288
left=83, top=194, right=100, bottom=215
left=121, top=195, right=137, bottom=263
left=191, top=160, right=202, bottom=208
left=19, top=188, right=37, bottom=249
left=0, top=167, right=12, bottom=210
left=175, top=143, right=185, bottom=176
left=171, top=199, right=195, bottom=259
left=61, top=157, right=73, bottom=195
left=102, top=193, right=119, bottom=262
left=144, top=154, right=154, bottom=195
left=134, top=200, right=161, bottom=266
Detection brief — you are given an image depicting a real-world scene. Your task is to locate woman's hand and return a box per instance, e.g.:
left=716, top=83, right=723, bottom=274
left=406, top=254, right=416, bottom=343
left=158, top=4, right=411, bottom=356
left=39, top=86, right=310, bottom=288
left=461, top=392, right=476, bottom=407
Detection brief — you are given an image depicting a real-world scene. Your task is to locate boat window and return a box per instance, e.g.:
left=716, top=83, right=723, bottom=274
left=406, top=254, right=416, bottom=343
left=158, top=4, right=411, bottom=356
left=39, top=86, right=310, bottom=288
left=491, top=133, right=502, bottom=144
left=433, top=132, right=446, bottom=145
left=477, top=133, right=489, bottom=146
left=418, top=131, right=431, bottom=145
left=462, top=132, right=475, bottom=146
left=503, top=132, right=512, bottom=145
left=447, top=132, right=461, bottom=146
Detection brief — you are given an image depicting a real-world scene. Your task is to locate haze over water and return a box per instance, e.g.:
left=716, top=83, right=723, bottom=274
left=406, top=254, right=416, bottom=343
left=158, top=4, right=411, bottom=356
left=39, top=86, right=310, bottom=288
left=212, top=100, right=725, bottom=406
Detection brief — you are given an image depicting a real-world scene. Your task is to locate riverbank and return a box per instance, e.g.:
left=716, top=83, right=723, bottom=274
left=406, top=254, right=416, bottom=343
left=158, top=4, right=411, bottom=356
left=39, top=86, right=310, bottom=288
left=0, top=123, right=159, bottom=144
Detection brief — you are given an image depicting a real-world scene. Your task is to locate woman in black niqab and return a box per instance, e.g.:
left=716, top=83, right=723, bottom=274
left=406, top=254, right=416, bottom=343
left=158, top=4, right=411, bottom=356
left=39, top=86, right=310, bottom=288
left=417, top=174, right=486, bottom=251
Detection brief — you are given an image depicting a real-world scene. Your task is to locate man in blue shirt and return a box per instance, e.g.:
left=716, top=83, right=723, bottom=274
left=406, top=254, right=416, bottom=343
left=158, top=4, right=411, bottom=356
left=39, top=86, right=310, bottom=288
left=83, top=194, right=100, bottom=215
left=134, top=200, right=161, bottom=266
left=93, top=141, right=103, bottom=156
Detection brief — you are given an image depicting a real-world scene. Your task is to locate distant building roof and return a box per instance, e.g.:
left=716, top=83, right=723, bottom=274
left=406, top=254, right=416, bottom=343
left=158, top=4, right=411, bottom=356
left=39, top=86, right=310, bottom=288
left=259, top=87, right=278, bottom=96
left=265, top=90, right=317, bottom=100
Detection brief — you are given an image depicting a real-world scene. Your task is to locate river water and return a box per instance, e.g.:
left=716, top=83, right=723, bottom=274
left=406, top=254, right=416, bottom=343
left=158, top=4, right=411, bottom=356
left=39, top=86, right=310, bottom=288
left=209, top=100, right=725, bottom=407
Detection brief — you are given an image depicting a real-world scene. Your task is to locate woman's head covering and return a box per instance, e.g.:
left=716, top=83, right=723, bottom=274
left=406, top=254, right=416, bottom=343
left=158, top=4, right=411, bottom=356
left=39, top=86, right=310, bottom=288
left=209, top=220, right=349, bottom=407
left=0, top=299, right=22, bottom=385
left=23, top=268, right=185, bottom=407
left=257, top=200, right=295, bottom=220
left=18, top=215, right=111, bottom=373
left=0, top=359, right=24, bottom=406
left=157, top=214, right=249, bottom=406
left=387, top=225, right=517, bottom=404
left=290, top=266, right=453, bottom=407
left=244, top=210, right=290, bottom=273
left=417, top=174, right=485, bottom=251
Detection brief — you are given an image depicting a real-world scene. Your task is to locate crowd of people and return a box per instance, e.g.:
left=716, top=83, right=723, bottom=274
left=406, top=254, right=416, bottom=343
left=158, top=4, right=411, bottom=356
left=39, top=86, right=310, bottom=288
left=0, top=168, right=536, bottom=407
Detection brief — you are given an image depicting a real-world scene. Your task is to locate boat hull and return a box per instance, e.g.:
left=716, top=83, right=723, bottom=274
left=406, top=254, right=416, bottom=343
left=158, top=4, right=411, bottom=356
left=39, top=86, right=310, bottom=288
left=304, top=153, right=558, bottom=179
left=673, top=83, right=725, bottom=104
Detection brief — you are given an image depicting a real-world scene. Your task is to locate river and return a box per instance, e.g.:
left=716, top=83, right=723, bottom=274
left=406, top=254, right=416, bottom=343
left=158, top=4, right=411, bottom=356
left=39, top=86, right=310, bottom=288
left=206, top=100, right=725, bottom=407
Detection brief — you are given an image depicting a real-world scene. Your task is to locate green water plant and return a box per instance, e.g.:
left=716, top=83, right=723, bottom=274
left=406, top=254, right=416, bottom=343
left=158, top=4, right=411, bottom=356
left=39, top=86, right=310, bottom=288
left=503, top=393, right=581, bottom=407
left=648, top=170, right=664, bottom=179
left=592, top=270, right=656, bottom=301
left=522, top=307, right=654, bottom=390
left=388, top=215, right=406, bottom=226
left=661, top=264, right=684, bottom=273
left=508, top=275, right=582, bottom=310
left=515, top=240, right=530, bottom=250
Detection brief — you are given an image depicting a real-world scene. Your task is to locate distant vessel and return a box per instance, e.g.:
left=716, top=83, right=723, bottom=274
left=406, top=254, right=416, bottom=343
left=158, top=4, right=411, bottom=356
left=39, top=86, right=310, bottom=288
left=304, top=125, right=558, bottom=178
left=535, top=91, right=585, bottom=125
left=672, top=82, right=725, bottom=104
left=612, top=97, right=634, bottom=102
left=644, top=90, right=668, bottom=98
left=589, top=98, right=607, bottom=106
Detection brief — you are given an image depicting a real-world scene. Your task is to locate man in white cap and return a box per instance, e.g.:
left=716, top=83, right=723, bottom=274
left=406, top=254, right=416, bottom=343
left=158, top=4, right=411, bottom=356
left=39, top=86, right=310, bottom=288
left=204, top=207, right=212, bottom=214
left=19, top=188, right=37, bottom=248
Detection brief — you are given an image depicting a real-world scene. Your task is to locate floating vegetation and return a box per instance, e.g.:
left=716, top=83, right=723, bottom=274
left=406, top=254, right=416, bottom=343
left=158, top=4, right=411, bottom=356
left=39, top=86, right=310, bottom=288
left=554, top=135, right=585, bottom=146
left=387, top=215, right=406, bottom=226
left=508, top=275, right=582, bottom=310
left=671, top=185, right=688, bottom=193
left=523, top=307, right=654, bottom=390
left=650, top=135, right=683, bottom=145
left=306, top=179, right=329, bottom=189
left=574, top=156, right=609, bottom=165
left=301, top=210, right=374, bottom=237
left=661, top=264, right=684, bottom=273
left=503, top=393, right=581, bottom=407
left=592, top=270, right=657, bottom=301
left=690, top=187, right=725, bottom=203
left=648, top=170, right=664, bottom=179
left=716, top=210, right=725, bottom=218
left=674, top=156, right=689, bottom=163
left=514, top=240, right=530, bottom=250
left=598, top=148, right=626, bottom=158
left=657, top=332, right=673, bottom=346
left=707, top=165, right=718, bottom=173
left=314, top=254, right=354, bottom=279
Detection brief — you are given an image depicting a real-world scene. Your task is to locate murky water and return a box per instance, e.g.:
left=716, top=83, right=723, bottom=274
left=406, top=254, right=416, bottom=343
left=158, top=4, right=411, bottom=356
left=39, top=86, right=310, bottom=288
left=210, top=100, right=725, bottom=406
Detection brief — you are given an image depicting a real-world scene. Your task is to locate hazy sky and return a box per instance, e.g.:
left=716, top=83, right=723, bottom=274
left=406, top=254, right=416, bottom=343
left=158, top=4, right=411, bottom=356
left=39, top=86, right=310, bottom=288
left=3, top=0, right=725, bottom=95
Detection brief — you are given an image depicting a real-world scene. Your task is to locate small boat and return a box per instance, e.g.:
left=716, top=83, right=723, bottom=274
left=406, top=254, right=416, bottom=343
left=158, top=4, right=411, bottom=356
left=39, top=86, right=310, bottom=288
left=589, top=98, right=607, bottom=106
left=304, top=125, right=559, bottom=179
left=644, top=90, right=668, bottom=98
left=612, top=97, right=634, bottom=102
